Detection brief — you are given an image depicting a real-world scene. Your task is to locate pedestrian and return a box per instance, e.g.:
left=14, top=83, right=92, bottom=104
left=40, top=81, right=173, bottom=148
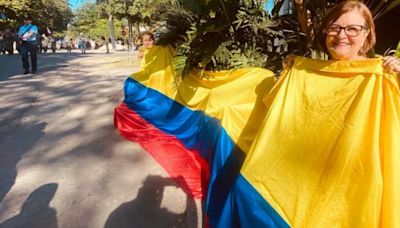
left=78, top=33, right=86, bottom=54
left=50, top=36, right=57, bottom=53
left=3, top=28, right=15, bottom=55
left=101, top=36, right=109, bottom=54
left=17, top=15, right=38, bottom=74
left=0, top=30, right=4, bottom=55
left=66, top=38, right=72, bottom=53
left=134, top=36, right=141, bottom=51
left=40, top=34, right=49, bottom=53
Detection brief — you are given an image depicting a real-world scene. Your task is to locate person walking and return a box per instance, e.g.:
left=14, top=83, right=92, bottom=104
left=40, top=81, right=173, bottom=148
left=49, top=36, right=57, bottom=53
left=17, top=15, right=38, bottom=74
left=66, top=38, right=73, bottom=53
left=0, top=30, right=4, bottom=55
left=3, top=28, right=15, bottom=55
left=78, top=33, right=86, bottom=54
left=40, top=34, right=49, bottom=53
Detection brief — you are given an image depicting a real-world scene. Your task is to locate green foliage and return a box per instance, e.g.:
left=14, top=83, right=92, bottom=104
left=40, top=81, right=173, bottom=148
left=68, top=2, right=123, bottom=39
left=157, top=0, right=295, bottom=75
left=71, top=2, right=100, bottom=34
left=397, top=41, right=400, bottom=58
left=155, top=5, right=193, bottom=46
left=95, top=0, right=179, bottom=45
left=97, top=0, right=179, bottom=29
left=0, top=0, right=73, bottom=32
left=89, top=0, right=399, bottom=75
left=90, top=19, right=122, bottom=38
left=386, top=40, right=400, bottom=58
left=97, top=0, right=135, bottom=19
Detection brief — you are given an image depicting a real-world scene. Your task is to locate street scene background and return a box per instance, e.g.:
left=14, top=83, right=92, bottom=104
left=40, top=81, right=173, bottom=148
left=0, top=49, right=201, bottom=228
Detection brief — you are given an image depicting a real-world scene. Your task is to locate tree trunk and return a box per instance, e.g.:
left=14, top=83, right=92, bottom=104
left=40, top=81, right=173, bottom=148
left=135, top=22, right=140, bottom=37
left=108, top=14, right=116, bottom=50
left=128, top=18, right=133, bottom=50
left=294, top=0, right=312, bottom=48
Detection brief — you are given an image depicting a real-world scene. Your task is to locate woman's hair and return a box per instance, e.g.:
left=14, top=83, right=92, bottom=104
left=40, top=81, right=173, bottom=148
left=141, top=31, right=154, bottom=41
left=318, top=1, right=376, bottom=55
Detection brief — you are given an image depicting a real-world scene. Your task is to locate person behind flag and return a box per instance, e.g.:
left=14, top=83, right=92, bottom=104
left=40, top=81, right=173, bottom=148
left=217, top=1, right=399, bottom=227
left=113, top=1, right=399, bottom=227
left=17, top=15, right=39, bottom=74
left=283, top=0, right=400, bottom=73
left=138, top=31, right=154, bottom=59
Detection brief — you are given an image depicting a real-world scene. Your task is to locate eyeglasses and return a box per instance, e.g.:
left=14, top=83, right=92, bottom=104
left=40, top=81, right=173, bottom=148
left=326, top=25, right=369, bottom=37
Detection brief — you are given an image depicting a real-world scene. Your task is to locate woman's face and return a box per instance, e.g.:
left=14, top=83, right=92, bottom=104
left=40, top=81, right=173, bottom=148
left=142, top=35, right=154, bottom=49
left=325, top=9, right=369, bottom=60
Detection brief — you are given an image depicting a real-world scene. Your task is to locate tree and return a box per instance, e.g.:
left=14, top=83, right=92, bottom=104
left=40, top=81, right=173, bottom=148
left=155, top=0, right=288, bottom=74
left=69, top=2, right=123, bottom=40
left=96, top=0, right=178, bottom=50
left=71, top=2, right=99, bottom=34
left=153, top=0, right=400, bottom=75
left=0, top=0, right=73, bottom=32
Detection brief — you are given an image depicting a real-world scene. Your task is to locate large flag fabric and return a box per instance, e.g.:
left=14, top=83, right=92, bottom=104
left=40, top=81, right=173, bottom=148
left=216, top=57, right=400, bottom=227
left=115, top=45, right=400, bottom=227
left=114, top=45, right=276, bottom=220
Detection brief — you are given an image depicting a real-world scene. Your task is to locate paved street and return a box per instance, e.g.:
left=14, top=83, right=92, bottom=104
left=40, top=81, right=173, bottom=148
left=0, top=50, right=201, bottom=228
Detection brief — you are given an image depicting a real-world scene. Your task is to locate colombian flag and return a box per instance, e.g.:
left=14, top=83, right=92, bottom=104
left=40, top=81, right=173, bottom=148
left=114, top=45, right=276, bottom=224
left=115, top=46, right=400, bottom=227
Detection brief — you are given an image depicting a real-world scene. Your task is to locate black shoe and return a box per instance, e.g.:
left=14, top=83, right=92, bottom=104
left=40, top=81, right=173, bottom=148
left=32, top=70, right=37, bottom=74
left=23, top=70, right=30, bottom=74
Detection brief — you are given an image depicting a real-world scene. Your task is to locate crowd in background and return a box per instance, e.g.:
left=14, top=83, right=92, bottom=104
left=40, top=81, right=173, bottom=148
left=0, top=28, right=114, bottom=55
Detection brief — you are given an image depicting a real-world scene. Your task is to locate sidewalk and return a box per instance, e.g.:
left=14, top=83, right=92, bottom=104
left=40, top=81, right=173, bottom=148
left=0, top=50, right=202, bottom=227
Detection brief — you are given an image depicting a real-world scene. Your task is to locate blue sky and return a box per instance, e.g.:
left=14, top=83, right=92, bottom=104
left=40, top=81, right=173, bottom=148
left=68, top=0, right=82, bottom=10
left=263, top=0, right=274, bottom=13
left=68, top=0, right=93, bottom=11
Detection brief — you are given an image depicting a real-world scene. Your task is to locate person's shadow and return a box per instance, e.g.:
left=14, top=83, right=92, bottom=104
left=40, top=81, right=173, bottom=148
left=0, top=183, right=58, bottom=228
left=0, top=122, right=47, bottom=203
left=104, top=175, right=197, bottom=228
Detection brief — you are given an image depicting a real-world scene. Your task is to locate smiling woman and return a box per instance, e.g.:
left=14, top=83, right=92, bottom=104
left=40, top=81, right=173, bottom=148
left=283, top=1, right=400, bottom=74
left=230, top=1, right=400, bottom=227
left=319, top=1, right=375, bottom=61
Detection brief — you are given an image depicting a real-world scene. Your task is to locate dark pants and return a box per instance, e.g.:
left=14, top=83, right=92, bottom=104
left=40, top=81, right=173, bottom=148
left=20, top=41, right=37, bottom=72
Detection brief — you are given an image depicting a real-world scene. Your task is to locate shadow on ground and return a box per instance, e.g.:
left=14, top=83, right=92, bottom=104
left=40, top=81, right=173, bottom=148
left=0, top=122, right=46, bottom=203
left=0, top=51, right=192, bottom=227
left=104, top=175, right=196, bottom=228
left=0, top=183, right=58, bottom=228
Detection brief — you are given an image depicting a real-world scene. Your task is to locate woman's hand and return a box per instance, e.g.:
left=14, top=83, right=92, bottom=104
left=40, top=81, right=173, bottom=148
left=282, top=54, right=296, bottom=70
left=383, top=56, right=400, bottom=74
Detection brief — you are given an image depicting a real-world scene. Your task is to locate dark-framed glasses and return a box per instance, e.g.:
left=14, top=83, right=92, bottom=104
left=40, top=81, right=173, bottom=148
left=326, top=25, right=369, bottom=37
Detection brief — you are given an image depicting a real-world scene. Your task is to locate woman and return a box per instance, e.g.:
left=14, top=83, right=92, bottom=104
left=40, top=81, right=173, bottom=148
left=214, top=1, right=399, bottom=227
left=138, top=31, right=155, bottom=59
left=283, top=1, right=400, bottom=73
